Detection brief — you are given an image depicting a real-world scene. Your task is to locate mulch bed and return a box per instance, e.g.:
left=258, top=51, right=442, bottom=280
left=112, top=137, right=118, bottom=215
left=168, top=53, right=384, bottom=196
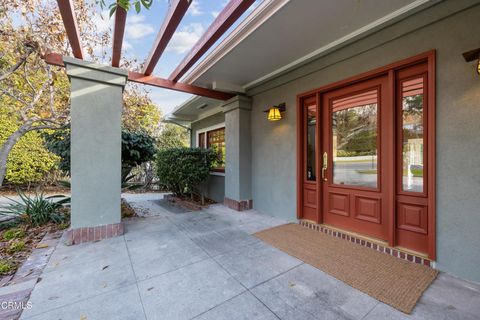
left=164, top=194, right=215, bottom=211
left=0, top=223, right=68, bottom=282
left=121, top=198, right=137, bottom=218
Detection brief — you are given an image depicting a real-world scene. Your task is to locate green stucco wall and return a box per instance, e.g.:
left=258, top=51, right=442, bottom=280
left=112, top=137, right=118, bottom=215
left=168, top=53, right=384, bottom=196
left=248, top=1, right=480, bottom=282
left=65, top=57, right=127, bottom=228
left=191, top=113, right=225, bottom=203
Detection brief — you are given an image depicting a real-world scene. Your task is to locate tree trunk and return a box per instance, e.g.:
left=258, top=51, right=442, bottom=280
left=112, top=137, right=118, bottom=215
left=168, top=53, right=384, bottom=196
left=0, top=123, right=31, bottom=187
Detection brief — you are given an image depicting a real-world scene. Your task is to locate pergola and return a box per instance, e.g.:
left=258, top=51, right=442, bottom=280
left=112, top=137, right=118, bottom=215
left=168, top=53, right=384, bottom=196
left=50, top=0, right=255, bottom=245
left=46, top=0, right=257, bottom=101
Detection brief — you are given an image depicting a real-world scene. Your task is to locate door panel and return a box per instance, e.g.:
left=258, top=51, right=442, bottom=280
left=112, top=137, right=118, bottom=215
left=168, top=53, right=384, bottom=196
left=322, top=76, right=391, bottom=241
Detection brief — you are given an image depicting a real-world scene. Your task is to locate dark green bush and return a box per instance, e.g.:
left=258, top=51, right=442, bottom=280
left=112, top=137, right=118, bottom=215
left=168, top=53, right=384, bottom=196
left=156, top=148, right=216, bottom=196
left=44, top=127, right=156, bottom=176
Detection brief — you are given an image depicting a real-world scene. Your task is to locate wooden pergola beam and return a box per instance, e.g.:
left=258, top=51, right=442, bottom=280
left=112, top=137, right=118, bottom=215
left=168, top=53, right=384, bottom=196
left=142, top=0, right=191, bottom=75
left=43, top=53, right=235, bottom=101
left=57, top=0, right=84, bottom=59
left=168, top=0, right=255, bottom=82
left=128, top=71, right=234, bottom=100
left=112, top=6, right=127, bottom=67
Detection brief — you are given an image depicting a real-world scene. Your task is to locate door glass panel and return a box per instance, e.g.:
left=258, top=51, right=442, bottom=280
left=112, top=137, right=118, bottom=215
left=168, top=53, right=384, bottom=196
left=401, top=77, right=424, bottom=192
left=332, top=90, right=378, bottom=188
left=306, top=104, right=316, bottom=181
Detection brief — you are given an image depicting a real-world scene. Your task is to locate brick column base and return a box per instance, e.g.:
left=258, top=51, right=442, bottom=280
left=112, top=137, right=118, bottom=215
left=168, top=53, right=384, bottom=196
left=65, top=222, right=124, bottom=245
left=224, top=197, right=253, bottom=211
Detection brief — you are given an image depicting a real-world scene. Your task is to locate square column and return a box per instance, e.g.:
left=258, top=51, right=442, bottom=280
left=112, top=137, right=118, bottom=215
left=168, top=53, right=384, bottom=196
left=222, top=96, right=253, bottom=211
left=63, top=57, right=128, bottom=244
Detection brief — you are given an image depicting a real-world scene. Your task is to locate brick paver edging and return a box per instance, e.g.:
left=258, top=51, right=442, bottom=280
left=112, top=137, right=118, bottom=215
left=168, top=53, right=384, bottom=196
left=298, top=220, right=433, bottom=267
left=0, top=231, right=63, bottom=319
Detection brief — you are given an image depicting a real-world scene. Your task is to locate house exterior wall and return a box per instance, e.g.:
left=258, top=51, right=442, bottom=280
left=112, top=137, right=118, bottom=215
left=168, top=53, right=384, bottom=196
left=248, top=2, right=480, bottom=282
left=190, top=113, right=225, bottom=203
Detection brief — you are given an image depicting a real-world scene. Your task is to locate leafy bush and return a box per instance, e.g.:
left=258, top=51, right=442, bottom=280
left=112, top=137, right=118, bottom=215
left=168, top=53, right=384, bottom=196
left=0, top=189, right=70, bottom=226
left=2, top=227, right=25, bottom=241
left=157, top=123, right=189, bottom=150
left=44, top=127, right=157, bottom=176
left=42, top=128, right=71, bottom=173
left=121, top=129, right=156, bottom=177
left=156, top=148, right=216, bottom=196
left=0, top=112, right=60, bottom=185
left=0, top=260, right=13, bottom=275
left=7, top=240, right=25, bottom=254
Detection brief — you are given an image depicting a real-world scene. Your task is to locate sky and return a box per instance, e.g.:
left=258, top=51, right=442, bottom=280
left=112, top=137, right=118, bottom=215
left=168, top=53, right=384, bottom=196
left=93, top=0, right=261, bottom=116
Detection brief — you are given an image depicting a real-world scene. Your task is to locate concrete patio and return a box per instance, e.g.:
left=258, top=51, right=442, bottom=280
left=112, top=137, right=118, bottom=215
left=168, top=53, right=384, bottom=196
left=20, top=194, right=480, bottom=320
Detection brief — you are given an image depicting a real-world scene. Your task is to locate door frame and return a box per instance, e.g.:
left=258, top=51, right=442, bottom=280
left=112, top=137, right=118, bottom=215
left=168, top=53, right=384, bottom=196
left=296, top=50, right=436, bottom=259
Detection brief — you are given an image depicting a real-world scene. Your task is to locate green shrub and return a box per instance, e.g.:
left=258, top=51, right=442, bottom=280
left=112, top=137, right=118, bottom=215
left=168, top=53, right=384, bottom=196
left=7, top=240, right=25, bottom=253
left=156, top=148, right=217, bottom=196
left=44, top=127, right=157, bottom=177
left=2, top=227, right=25, bottom=240
left=0, top=260, right=13, bottom=274
left=0, top=112, right=60, bottom=185
left=0, top=189, right=70, bottom=226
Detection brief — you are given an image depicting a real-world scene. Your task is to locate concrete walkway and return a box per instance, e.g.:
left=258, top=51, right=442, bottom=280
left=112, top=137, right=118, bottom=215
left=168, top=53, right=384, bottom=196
left=19, top=194, right=480, bottom=319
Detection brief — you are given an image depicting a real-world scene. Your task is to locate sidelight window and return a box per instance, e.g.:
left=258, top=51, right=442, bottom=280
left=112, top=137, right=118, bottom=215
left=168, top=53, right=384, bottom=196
left=400, top=77, right=425, bottom=192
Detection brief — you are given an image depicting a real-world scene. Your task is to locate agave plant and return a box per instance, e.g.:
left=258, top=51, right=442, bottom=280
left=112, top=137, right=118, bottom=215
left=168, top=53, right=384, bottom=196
left=0, top=189, right=70, bottom=226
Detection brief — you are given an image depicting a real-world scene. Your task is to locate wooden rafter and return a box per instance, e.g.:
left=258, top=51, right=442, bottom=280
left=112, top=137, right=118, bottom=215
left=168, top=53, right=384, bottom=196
left=128, top=71, right=234, bottom=100
left=43, top=53, right=235, bottom=101
left=142, top=0, right=191, bottom=75
left=168, top=0, right=255, bottom=82
left=57, top=0, right=84, bottom=59
left=112, top=6, right=127, bottom=67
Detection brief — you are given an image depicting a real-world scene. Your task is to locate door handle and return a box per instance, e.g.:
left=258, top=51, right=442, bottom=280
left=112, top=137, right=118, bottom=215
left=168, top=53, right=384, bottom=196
left=321, top=152, right=328, bottom=182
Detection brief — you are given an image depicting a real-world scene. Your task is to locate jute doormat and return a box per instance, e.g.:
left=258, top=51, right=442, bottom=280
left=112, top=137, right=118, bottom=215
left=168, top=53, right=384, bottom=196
left=254, top=223, right=438, bottom=314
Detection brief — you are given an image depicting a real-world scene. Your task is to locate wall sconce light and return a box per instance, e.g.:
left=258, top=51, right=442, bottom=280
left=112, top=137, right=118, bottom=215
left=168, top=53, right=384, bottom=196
left=264, top=103, right=286, bottom=121
left=462, top=48, right=480, bottom=75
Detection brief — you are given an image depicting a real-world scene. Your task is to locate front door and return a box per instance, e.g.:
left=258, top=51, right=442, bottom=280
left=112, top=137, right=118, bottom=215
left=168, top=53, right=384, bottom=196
left=321, top=76, right=392, bottom=241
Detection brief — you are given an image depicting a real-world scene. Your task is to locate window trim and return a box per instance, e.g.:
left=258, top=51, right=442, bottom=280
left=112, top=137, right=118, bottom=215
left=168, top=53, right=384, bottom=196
left=196, top=123, right=226, bottom=175
left=196, top=123, right=225, bottom=148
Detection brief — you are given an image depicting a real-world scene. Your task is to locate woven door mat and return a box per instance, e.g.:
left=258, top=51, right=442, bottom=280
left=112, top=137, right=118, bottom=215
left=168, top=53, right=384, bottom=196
left=254, top=223, right=438, bottom=314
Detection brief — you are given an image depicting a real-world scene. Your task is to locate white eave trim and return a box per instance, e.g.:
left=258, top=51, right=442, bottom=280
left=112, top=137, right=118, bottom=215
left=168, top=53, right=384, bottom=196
left=183, top=0, right=436, bottom=90
left=243, top=0, right=435, bottom=89
left=182, top=0, right=290, bottom=84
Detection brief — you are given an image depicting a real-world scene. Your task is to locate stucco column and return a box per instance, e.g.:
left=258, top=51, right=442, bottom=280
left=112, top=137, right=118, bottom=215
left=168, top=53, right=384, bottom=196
left=222, top=95, right=252, bottom=211
left=64, top=57, right=128, bottom=245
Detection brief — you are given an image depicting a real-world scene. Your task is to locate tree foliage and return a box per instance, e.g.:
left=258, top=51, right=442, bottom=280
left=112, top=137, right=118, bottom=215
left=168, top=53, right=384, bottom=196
left=0, top=0, right=112, bottom=186
left=44, top=127, right=156, bottom=177
left=0, top=0, right=162, bottom=186
left=96, top=0, right=153, bottom=16
left=0, top=110, right=59, bottom=185
left=157, top=123, right=189, bottom=150
left=156, top=148, right=216, bottom=196
left=122, top=129, right=157, bottom=171
left=122, top=86, right=161, bottom=135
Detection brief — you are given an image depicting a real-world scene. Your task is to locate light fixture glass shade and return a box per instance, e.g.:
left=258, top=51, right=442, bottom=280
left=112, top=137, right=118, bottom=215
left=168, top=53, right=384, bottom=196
left=267, top=107, right=282, bottom=121
left=477, top=59, right=480, bottom=75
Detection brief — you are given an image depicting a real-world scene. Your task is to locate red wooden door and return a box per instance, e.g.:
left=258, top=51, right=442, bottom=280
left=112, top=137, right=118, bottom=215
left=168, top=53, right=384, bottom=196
left=321, top=76, right=393, bottom=241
